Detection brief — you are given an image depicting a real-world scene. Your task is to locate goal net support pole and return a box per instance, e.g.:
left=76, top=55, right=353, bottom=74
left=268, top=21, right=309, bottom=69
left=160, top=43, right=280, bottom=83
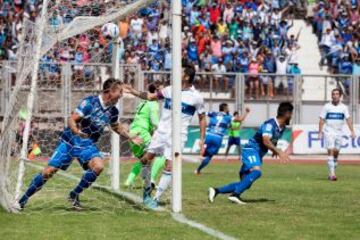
left=111, top=40, right=121, bottom=191
left=171, top=0, right=182, bottom=213
left=15, top=0, right=50, bottom=201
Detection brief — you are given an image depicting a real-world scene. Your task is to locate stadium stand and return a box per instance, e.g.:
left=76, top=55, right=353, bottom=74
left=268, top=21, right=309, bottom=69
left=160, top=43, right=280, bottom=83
left=2, top=0, right=356, bottom=102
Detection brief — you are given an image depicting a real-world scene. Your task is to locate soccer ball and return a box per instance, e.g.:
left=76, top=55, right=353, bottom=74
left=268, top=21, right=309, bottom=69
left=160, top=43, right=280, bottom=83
left=101, top=23, right=119, bottom=39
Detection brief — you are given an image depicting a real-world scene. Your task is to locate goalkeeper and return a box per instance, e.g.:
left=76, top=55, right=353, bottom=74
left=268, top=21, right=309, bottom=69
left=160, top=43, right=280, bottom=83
left=125, top=84, right=165, bottom=188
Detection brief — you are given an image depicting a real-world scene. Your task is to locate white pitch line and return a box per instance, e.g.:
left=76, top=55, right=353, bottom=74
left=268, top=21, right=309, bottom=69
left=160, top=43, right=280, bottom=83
left=172, top=213, right=238, bottom=240
left=25, top=161, right=237, bottom=240
left=24, top=161, right=166, bottom=211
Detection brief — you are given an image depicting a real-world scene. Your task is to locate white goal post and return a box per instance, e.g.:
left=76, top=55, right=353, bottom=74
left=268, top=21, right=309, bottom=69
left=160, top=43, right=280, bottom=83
left=171, top=0, right=182, bottom=213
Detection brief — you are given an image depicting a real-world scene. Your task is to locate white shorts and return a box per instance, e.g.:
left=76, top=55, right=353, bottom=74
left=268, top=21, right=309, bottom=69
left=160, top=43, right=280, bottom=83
left=147, top=130, right=185, bottom=161
left=324, top=133, right=342, bottom=150
left=275, top=76, right=288, bottom=88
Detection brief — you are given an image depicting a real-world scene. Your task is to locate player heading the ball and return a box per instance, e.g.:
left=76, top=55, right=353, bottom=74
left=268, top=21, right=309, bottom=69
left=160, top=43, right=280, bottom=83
left=124, top=64, right=207, bottom=209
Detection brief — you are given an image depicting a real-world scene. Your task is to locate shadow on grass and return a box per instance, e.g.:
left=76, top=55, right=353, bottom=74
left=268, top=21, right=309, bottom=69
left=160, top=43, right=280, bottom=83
left=242, top=198, right=275, bottom=203
left=26, top=205, right=104, bottom=212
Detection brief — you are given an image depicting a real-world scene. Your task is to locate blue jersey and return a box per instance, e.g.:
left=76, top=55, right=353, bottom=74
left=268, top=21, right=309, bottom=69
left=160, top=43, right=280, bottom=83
left=247, top=118, right=285, bottom=157
left=207, top=112, right=232, bottom=136
left=61, top=96, right=119, bottom=145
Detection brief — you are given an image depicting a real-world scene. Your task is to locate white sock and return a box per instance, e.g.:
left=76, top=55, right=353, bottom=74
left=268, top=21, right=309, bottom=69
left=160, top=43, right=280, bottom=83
left=327, top=156, right=335, bottom=176
left=142, top=164, right=152, bottom=190
left=155, top=171, right=172, bottom=201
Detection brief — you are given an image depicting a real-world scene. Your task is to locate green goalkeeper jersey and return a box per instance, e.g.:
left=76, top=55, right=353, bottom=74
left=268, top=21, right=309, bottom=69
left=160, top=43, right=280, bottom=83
left=228, top=121, right=241, bottom=137
left=130, top=100, right=159, bottom=133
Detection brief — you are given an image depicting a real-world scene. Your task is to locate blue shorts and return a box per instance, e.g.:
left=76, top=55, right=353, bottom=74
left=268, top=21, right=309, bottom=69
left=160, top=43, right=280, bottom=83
left=48, top=141, right=102, bottom=170
left=240, top=147, right=262, bottom=174
left=204, top=133, right=223, bottom=157
left=228, top=136, right=240, bottom=146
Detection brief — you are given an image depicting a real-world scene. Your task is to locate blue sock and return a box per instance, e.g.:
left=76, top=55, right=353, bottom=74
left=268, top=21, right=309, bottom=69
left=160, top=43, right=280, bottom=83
left=197, top=155, right=212, bottom=173
left=70, top=169, right=98, bottom=199
left=217, top=182, right=238, bottom=194
left=234, top=170, right=262, bottom=196
left=19, top=173, right=47, bottom=207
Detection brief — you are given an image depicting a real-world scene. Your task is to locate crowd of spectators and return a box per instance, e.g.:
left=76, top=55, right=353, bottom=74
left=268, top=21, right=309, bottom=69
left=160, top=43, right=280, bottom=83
left=312, top=0, right=360, bottom=77
left=0, top=0, right=304, bottom=98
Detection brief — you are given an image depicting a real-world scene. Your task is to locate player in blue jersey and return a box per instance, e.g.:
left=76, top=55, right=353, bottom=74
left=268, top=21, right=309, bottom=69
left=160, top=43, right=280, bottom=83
left=195, top=103, right=250, bottom=174
left=208, top=102, right=293, bottom=204
left=17, top=78, right=142, bottom=210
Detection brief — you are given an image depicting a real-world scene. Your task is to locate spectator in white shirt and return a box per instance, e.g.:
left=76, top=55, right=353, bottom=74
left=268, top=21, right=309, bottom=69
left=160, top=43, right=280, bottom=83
left=211, top=58, right=227, bottom=92
left=275, top=55, right=289, bottom=95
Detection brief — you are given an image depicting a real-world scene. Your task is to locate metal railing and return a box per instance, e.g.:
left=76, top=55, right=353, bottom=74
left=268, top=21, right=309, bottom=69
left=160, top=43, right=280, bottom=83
left=1, top=61, right=359, bottom=126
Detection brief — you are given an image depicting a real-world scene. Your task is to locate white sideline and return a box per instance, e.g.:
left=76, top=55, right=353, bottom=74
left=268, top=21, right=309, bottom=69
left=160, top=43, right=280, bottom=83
left=25, top=161, right=238, bottom=240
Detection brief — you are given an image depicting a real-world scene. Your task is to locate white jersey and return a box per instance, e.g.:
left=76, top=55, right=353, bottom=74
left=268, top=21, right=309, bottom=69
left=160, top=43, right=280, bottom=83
left=157, top=85, right=205, bottom=142
left=320, top=102, right=350, bottom=134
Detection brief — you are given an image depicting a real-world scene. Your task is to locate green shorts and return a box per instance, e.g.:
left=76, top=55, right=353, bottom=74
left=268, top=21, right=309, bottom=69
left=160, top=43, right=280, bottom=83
left=129, top=128, right=152, bottom=158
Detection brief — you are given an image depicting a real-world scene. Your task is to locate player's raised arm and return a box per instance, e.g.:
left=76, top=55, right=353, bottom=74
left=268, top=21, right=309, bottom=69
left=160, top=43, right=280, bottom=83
left=233, top=107, right=250, bottom=122
left=111, top=122, right=142, bottom=145
left=198, top=113, right=206, bottom=154
left=124, top=84, right=162, bottom=101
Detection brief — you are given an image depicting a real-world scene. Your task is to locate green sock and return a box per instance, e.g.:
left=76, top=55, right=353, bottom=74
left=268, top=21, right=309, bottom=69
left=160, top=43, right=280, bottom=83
left=151, top=156, right=166, bottom=183
left=125, top=161, right=142, bottom=185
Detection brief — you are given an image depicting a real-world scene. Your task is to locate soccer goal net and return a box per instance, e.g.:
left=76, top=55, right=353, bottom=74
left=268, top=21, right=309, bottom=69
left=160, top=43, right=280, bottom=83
left=0, top=0, right=152, bottom=213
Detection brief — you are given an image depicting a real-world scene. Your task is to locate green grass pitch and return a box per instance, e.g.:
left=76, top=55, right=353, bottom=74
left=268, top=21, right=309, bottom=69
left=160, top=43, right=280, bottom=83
left=0, top=161, right=359, bottom=240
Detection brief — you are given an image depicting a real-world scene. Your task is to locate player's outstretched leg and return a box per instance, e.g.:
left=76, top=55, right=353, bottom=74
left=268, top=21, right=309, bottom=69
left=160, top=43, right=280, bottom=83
left=151, top=156, right=166, bottom=185
left=209, top=168, right=262, bottom=205
left=154, top=159, right=171, bottom=204
left=68, top=157, right=103, bottom=210
left=141, top=152, right=157, bottom=209
left=196, top=134, right=221, bottom=174
left=125, top=161, right=142, bottom=187
left=228, top=169, right=262, bottom=204
left=224, top=143, right=232, bottom=158
left=195, top=155, right=213, bottom=175
left=18, top=166, right=58, bottom=209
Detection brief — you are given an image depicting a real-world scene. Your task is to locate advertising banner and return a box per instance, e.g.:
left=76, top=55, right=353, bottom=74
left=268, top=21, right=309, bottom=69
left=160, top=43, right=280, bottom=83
left=183, top=126, right=292, bottom=155
left=292, top=125, right=360, bottom=154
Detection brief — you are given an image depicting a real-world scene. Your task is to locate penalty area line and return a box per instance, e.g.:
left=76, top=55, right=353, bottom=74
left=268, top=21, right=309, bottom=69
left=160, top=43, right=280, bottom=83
left=25, top=161, right=237, bottom=240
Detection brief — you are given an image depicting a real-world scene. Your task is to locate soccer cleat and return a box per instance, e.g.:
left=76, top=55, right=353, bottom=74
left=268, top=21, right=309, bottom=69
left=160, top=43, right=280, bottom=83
left=194, top=170, right=201, bottom=176
left=12, top=201, right=24, bottom=212
left=124, top=180, right=135, bottom=189
left=68, top=194, right=83, bottom=211
left=151, top=182, right=157, bottom=191
left=143, top=195, right=158, bottom=209
left=208, top=187, right=217, bottom=203
left=228, top=194, right=246, bottom=205
left=328, top=175, right=337, bottom=181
